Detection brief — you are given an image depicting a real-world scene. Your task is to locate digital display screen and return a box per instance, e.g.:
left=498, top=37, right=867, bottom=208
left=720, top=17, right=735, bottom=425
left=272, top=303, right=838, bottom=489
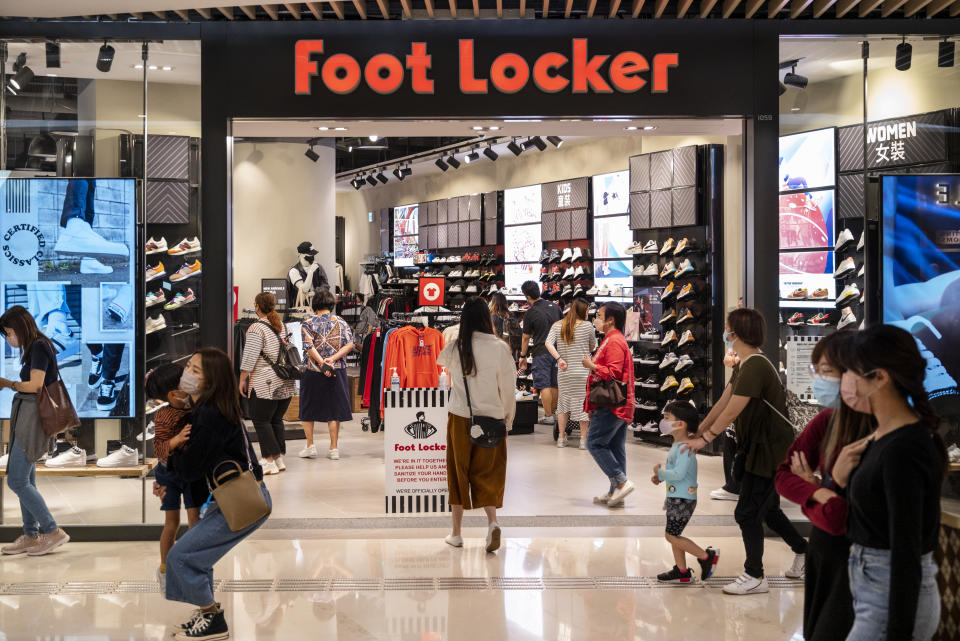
left=779, top=128, right=836, bottom=193
left=779, top=251, right=836, bottom=308
left=779, top=191, right=835, bottom=251
left=593, top=214, right=631, bottom=260
left=504, top=223, right=541, bottom=264
left=592, top=171, right=630, bottom=216
left=393, top=204, right=419, bottom=267
left=504, top=264, right=539, bottom=296
left=881, top=174, right=960, bottom=402
left=0, top=178, right=137, bottom=418
left=504, top=185, right=541, bottom=225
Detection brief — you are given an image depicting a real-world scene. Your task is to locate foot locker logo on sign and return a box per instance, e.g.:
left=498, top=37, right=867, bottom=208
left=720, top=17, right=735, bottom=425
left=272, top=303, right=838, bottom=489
left=419, top=276, right=445, bottom=306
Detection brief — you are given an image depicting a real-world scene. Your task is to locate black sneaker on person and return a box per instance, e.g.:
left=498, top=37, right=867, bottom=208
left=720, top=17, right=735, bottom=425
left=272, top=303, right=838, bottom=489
left=698, top=548, right=720, bottom=580
left=175, top=609, right=228, bottom=640
left=657, top=566, right=693, bottom=584
left=179, top=603, right=222, bottom=631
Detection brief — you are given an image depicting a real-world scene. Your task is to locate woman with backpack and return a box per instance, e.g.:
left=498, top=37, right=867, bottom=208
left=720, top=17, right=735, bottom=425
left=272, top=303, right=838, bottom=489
left=298, top=290, right=355, bottom=461
left=239, top=292, right=296, bottom=475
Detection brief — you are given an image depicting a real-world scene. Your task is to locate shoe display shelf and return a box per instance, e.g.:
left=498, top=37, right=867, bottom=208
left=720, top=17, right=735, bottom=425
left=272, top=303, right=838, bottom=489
left=538, top=240, right=600, bottom=305
left=413, top=247, right=505, bottom=305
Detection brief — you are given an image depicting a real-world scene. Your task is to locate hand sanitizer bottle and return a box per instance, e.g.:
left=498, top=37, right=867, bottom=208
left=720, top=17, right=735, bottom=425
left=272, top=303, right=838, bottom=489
left=390, top=367, right=400, bottom=391
left=438, top=367, right=450, bottom=391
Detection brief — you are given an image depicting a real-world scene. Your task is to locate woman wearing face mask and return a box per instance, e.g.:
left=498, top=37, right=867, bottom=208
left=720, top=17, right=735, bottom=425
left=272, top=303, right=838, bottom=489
left=682, top=308, right=808, bottom=595
left=775, top=331, right=872, bottom=641
left=831, top=325, right=946, bottom=641
left=164, top=348, right=271, bottom=641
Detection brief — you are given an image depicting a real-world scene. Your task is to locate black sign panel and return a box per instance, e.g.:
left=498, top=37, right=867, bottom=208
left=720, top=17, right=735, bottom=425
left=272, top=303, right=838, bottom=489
left=541, top=178, right=588, bottom=212
left=261, top=278, right=289, bottom=308
left=837, top=110, right=952, bottom=172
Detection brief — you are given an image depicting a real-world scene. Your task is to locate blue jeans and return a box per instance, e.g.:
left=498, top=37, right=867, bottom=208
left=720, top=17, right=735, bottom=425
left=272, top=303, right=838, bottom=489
left=586, top=409, right=628, bottom=491
left=60, top=178, right=95, bottom=227
left=846, top=544, right=939, bottom=641
left=166, top=485, right=271, bottom=606
left=6, top=440, right=58, bottom=537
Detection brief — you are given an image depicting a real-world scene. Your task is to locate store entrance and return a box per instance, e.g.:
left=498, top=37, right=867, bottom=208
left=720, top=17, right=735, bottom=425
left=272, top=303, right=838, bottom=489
left=227, top=116, right=782, bottom=528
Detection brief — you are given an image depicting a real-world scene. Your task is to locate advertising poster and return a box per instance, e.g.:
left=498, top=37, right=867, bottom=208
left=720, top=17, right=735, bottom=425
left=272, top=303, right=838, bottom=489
left=505, top=263, right=539, bottom=295
left=779, top=251, right=836, bottom=306
left=592, top=171, right=630, bottom=216
left=504, top=185, right=541, bottom=225
left=384, top=389, right=451, bottom=514
left=779, top=128, right=836, bottom=192
left=0, top=178, right=136, bottom=418
left=779, top=191, right=835, bottom=251
left=593, top=214, right=631, bottom=260
left=504, top=224, right=541, bottom=264
left=882, top=174, right=960, bottom=406
left=393, top=204, right=419, bottom=267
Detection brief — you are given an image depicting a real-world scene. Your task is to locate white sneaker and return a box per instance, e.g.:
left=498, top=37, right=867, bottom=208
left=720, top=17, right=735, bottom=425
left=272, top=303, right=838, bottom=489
left=641, top=239, right=659, bottom=254
left=485, top=523, right=502, bottom=553
left=835, top=256, right=856, bottom=278
left=785, top=554, right=806, bottom=579
left=722, top=573, right=769, bottom=595
left=444, top=534, right=463, bottom=548
left=560, top=248, right=573, bottom=263
left=556, top=437, right=568, bottom=448
left=626, top=242, right=644, bottom=255
left=275, top=456, right=286, bottom=472
left=710, top=488, right=739, bottom=501
left=327, top=449, right=340, bottom=461
left=0, top=454, right=7, bottom=469
left=642, top=263, right=659, bottom=277
left=145, top=237, right=168, bottom=254
left=168, top=237, right=201, bottom=255
left=857, top=230, right=865, bottom=251
left=835, top=228, right=855, bottom=251
left=145, top=314, right=167, bottom=334
left=45, top=447, right=86, bottom=468
left=80, top=257, right=113, bottom=274
left=299, top=445, right=318, bottom=459
left=261, top=459, right=280, bottom=475
left=96, top=445, right=138, bottom=468
left=579, top=439, right=586, bottom=450
left=608, top=480, right=635, bottom=505
left=837, top=283, right=861, bottom=306
left=838, top=308, right=858, bottom=330
left=593, top=493, right=612, bottom=505
left=53, top=219, right=128, bottom=256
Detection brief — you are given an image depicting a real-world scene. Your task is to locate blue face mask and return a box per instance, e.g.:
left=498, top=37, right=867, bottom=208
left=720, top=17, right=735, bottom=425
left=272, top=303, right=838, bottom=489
left=723, top=331, right=734, bottom=348
left=812, top=374, right=841, bottom=408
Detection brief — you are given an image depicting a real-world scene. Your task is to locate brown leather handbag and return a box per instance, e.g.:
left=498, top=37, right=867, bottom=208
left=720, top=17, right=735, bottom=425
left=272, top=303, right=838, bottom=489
left=588, top=378, right=628, bottom=408
left=37, top=375, right=80, bottom=439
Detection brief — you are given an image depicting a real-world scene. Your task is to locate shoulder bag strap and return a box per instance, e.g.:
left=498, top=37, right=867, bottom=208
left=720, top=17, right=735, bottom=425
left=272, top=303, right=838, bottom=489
left=742, top=353, right=796, bottom=431
left=254, top=320, right=284, bottom=366
left=460, top=370, right=476, bottom=425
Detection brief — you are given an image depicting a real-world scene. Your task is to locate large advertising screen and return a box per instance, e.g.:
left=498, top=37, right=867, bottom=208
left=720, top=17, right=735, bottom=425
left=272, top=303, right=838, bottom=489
left=779, top=190, right=835, bottom=251
left=393, top=204, right=419, bottom=267
left=881, top=174, right=960, bottom=403
left=504, top=185, right=541, bottom=225
left=779, top=128, right=836, bottom=192
left=592, top=170, right=630, bottom=216
left=779, top=251, right=836, bottom=307
left=593, top=214, right=631, bottom=261
left=0, top=178, right=137, bottom=418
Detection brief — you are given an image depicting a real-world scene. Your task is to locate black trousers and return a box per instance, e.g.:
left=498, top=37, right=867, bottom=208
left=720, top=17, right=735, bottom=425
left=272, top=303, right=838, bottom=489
left=720, top=431, right=741, bottom=494
left=804, top=527, right=854, bottom=641
left=248, top=394, right=292, bottom=459
left=734, top=472, right=808, bottom=578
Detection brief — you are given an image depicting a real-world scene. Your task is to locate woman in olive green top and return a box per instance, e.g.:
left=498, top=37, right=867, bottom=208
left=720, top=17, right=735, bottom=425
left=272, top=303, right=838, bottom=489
left=682, top=308, right=807, bottom=595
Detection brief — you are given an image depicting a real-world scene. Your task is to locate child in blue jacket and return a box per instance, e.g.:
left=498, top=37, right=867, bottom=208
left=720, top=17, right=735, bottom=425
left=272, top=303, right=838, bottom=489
left=651, top=401, right=719, bottom=583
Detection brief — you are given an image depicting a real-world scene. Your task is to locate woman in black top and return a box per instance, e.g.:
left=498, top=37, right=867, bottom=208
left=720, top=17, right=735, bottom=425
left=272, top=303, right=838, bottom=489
left=164, top=347, right=270, bottom=641
left=0, top=306, right=71, bottom=557
left=833, top=325, right=945, bottom=641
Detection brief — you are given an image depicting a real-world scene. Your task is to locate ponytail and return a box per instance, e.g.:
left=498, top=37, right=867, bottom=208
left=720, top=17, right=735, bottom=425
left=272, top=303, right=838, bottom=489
left=255, top=292, right=283, bottom=334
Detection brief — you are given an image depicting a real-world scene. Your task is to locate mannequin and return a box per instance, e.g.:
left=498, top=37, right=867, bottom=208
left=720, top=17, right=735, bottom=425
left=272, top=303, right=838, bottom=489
left=288, top=241, right=329, bottom=309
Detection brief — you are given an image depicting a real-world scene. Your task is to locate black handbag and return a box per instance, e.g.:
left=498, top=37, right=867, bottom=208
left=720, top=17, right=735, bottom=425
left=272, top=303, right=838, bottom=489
left=462, top=373, right=507, bottom=448
left=587, top=378, right=628, bottom=408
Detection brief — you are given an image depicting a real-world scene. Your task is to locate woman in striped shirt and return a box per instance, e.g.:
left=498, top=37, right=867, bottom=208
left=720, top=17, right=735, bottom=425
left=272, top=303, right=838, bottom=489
left=545, top=298, right=597, bottom=449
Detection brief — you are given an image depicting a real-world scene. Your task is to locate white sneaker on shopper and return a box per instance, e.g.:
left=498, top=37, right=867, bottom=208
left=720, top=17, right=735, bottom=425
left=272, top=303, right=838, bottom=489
left=579, top=439, right=586, bottom=450
left=0, top=454, right=7, bottom=469
left=722, top=573, right=769, bottom=595
left=556, top=438, right=567, bottom=448
left=261, top=459, right=280, bottom=475
left=593, top=493, right=612, bottom=505
left=327, top=449, right=340, bottom=461
left=485, top=523, right=502, bottom=553
left=785, top=554, right=806, bottom=579
left=299, top=445, right=318, bottom=459
left=710, top=488, right=739, bottom=501
left=608, top=480, right=635, bottom=505
left=96, top=445, right=138, bottom=468
left=275, top=456, right=286, bottom=472
left=444, top=534, right=463, bottom=548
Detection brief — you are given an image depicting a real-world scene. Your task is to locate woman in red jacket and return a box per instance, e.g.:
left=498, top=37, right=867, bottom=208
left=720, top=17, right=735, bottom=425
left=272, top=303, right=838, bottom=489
left=774, top=330, right=871, bottom=641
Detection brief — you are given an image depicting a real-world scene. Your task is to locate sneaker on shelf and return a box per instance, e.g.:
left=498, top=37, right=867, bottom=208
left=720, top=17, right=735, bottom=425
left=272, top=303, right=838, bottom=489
left=786, top=312, right=806, bottom=326
left=587, top=303, right=598, bottom=315
left=657, top=566, right=693, bottom=584
left=327, top=449, right=340, bottom=461
left=857, top=263, right=865, bottom=278
left=678, top=330, right=695, bottom=347
left=508, top=303, right=520, bottom=312
left=45, top=446, right=86, bottom=468
left=465, top=284, right=479, bottom=294
left=146, top=261, right=166, bottom=282
left=835, top=228, right=855, bottom=251
left=786, top=287, right=808, bottom=300
left=677, top=377, right=695, bottom=394
left=640, top=421, right=660, bottom=432
left=677, top=308, right=696, bottom=324
left=661, top=330, right=678, bottom=346
left=639, top=376, right=659, bottom=389
left=164, top=289, right=196, bottom=311
left=661, top=282, right=676, bottom=300
left=835, top=256, right=856, bottom=279
left=640, top=329, right=660, bottom=341
left=785, top=553, right=806, bottom=579
left=572, top=285, right=585, bottom=298
left=837, top=283, right=861, bottom=306
left=136, top=422, right=156, bottom=442
left=145, top=237, right=168, bottom=255
left=597, top=285, right=612, bottom=296
left=97, top=378, right=125, bottom=411
left=659, top=238, right=675, bottom=256
left=170, top=260, right=202, bottom=282
left=675, top=355, right=695, bottom=373
left=562, top=267, right=576, bottom=281
left=638, top=400, right=659, bottom=411
left=642, top=263, right=659, bottom=277
left=698, top=548, right=720, bottom=580
left=168, top=237, right=202, bottom=255
left=660, top=309, right=678, bottom=325
left=571, top=247, right=583, bottom=262
left=660, top=353, right=679, bottom=369
left=146, top=290, right=166, bottom=307
left=806, top=313, right=831, bottom=327
left=561, top=285, right=574, bottom=298
left=260, top=459, right=280, bottom=475
left=660, top=376, right=680, bottom=392
left=722, top=573, right=769, bottom=595
left=560, top=247, right=574, bottom=263
left=857, top=230, right=865, bottom=251
left=53, top=219, right=128, bottom=257
left=625, top=241, right=644, bottom=255
left=673, top=238, right=694, bottom=255
left=146, top=315, right=167, bottom=335
left=449, top=268, right=463, bottom=278
left=573, top=266, right=585, bottom=280
left=636, top=353, right=660, bottom=366
left=808, top=288, right=829, bottom=300
left=710, top=488, right=738, bottom=501
left=674, top=258, right=695, bottom=278
left=539, top=249, right=551, bottom=263
left=299, top=445, right=318, bottom=459
left=677, top=283, right=694, bottom=300
left=660, top=261, right=677, bottom=279
left=449, top=283, right=463, bottom=293
left=96, top=445, right=139, bottom=468
left=838, top=308, right=858, bottom=330
left=641, top=240, right=659, bottom=254
left=80, top=257, right=113, bottom=274
left=25, top=528, right=70, bottom=557
left=548, top=249, right=562, bottom=263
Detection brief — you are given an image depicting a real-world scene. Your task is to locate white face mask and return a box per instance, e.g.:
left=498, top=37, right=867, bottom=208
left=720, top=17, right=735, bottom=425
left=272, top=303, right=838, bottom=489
left=180, top=369, right=203, bottom=395
left=659, top=419, right=680, bottom=435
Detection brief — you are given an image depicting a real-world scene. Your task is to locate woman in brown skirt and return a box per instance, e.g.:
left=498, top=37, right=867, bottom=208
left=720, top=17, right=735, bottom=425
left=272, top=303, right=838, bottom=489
left=437, top=297, right=517, bottom=553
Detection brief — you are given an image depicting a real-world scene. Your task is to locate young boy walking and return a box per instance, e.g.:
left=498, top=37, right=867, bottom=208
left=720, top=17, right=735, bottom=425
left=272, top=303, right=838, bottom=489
left=652, top=401, right=719, bottom=583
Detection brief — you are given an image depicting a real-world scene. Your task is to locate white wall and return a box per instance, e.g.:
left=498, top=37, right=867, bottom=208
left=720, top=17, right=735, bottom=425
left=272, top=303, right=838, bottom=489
left=232, top=141, right=336, bottom=307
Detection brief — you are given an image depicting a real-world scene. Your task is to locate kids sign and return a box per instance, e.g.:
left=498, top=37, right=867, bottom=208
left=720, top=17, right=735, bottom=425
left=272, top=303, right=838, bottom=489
left=295, top=39, right=679, bottom=96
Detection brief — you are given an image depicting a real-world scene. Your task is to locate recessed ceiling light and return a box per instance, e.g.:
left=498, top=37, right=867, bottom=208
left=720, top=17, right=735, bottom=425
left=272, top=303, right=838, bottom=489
left=624, top=126, right=638, bottom=131
left=148, top=65, right=158, bottom=70
left=489, top=126, right=500, bottom=131
left=334, top=127, right=347, bottom=131
left=46, top=73, right=58, bottom=77
left=471, top=126, right=484, bottom=131
left=642, top=126, right=657, bottom=131
left=317, top=126, right=329, bottom=131
left=162, top=66, right=173, bottom=71
left=791, top=107, right=800, bottom=111
left=133, top=64, right=144, bottom=70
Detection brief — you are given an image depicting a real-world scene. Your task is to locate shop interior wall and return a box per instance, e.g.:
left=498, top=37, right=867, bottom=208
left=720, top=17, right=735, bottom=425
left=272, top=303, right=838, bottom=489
left=337, top=134, right=744, bottom=313
left=232, top=141, right=337, bottom=307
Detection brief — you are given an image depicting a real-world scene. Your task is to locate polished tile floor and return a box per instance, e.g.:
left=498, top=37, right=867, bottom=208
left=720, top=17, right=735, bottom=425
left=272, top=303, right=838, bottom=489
left=0, top=534, right=805, bottom=640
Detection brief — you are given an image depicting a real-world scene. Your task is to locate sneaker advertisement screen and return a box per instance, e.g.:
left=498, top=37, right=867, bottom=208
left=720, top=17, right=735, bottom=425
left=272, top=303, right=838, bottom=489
left=592, top=170, right=630, bottom=217
left=881, top=174, right=960, bottom=405
left=593, top=213, right=631, bottom=260
left=392, top=204, right=419, bottom=267
left=0, top=178, right=137, bottom=418
left=778, top=251, right=836, bottom=308
left=779, top=128, right=836, bottom=193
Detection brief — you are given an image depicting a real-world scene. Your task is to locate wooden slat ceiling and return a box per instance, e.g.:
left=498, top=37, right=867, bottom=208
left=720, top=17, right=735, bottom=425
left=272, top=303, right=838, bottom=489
left=3, top=0, right=958, bottom=20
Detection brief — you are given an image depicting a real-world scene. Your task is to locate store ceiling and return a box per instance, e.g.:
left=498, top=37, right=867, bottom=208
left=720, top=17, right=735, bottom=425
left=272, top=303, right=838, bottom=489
left=2, top=0, right=957, bottom=20
left=780, top=36, right=959, bottom=82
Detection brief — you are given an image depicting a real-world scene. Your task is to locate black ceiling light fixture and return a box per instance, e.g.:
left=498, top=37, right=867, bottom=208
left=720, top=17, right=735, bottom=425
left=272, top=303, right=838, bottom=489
left=7, top=52, right=34, bottom=95
left=435, top=156, right=450, bottom=171
left=465, top=147, right=481, bottom=164
left=97, top=40, right=116, bottom=73
left=778, top=81, right=787, bottom=96
left=351, top=174, right=364, bottom=190
left=895, top=37, right=912, bottom=72
left=939, top=39, right=955, bottom=68
left=523, top=136, right=547, bottom=152
left=304, top=138, right=320, bottom=162
left=375, top=168, right=389, bottom=184
left=782, top=65, right=808, bottom=90
left=393, top=165, right=406, bottom=181
left=446, top=150, right=461, bottom=169
left=45, top=40, right=61, bottom=68
left=506, top=138, right=523, bottom=157
left=366, top=173, right=379, bottom=187
left=546, top=136, right=563, bottom=148
left=483, top=144, right=499, bottom=161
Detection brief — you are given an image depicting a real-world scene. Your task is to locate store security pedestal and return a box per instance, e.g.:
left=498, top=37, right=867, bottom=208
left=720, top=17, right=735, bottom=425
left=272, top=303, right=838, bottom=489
left=511, top=400, right=538, bottom=435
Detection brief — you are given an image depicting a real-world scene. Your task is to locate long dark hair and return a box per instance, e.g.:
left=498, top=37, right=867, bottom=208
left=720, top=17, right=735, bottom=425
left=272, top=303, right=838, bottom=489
left=561, top=298, right=588, bottom=345
left=255, top=292, right=283, bottom=333
left=0, top=305, right=54, bottom=365
left=489, top=292, right=509, bottom=319
left=847, top=324, right=947, bottom=470
left=195, top=347, right=243, bottom=425
left=456, top=297, right=494, bottom=376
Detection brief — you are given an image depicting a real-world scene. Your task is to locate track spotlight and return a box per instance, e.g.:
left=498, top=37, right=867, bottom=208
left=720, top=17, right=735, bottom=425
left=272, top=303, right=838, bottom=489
left=402, top=164, right=413, bottom=178
left=45, top=41, right=61, bottom=68
left=304, top=145, right=320, bottom=162
left=435, top=157, right=450, bottom=171
left=483, top=145, right=499, bottom=162
left=351, top=175, right=364, bottom=190
left=465, top=148, right=481, bottom=164
left=393, top=166, right=406, bottom=181
left=939, top=40, right=955, bottom=68
left=7, top=53, right=34, bottom=94
left=895, top=38, right=912, bottom=71
left=97, top=41, right=116, bottom=73
left=366, top=173, right=379, bottom=187
left=375, top=169, right=388, bottom=184
left=546, top=136, right=563, bottom=148
left=782, top=66, right=808, bottom=90
left=506, top=138, right=523, bottom=156
left=523, top=136, right=547, bottom=152
left=446, top=152, right=461, bottom=169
